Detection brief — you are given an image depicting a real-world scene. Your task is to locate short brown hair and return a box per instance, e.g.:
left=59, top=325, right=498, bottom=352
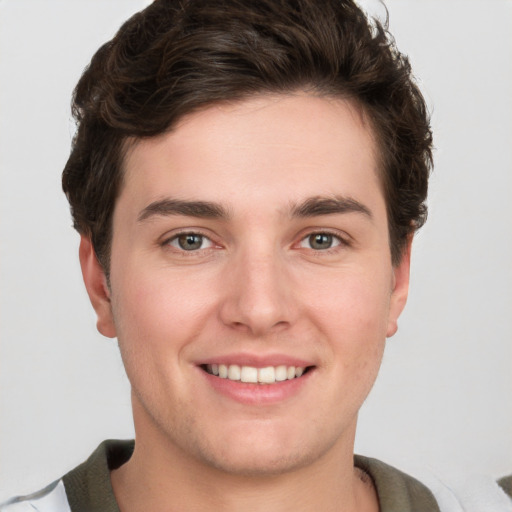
left=62, top=0, right=433, bottom=272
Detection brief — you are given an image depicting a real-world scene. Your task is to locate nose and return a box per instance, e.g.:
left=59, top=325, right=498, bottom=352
left=219, top=247, right=296, bottom=337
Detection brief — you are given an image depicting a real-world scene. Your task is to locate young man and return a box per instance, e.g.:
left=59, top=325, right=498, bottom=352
left=2, top=1, right=511, bottom=511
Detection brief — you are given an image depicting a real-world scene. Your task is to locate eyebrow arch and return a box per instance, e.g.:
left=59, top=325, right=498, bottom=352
left=138, top=198, right=230, bottom=222
left=290, top=196, right=372, bottom=219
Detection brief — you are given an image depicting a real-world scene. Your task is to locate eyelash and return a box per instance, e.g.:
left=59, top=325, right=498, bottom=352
left=161, top=229, right=350, bottom=255
left=162, top=230, right=217, bottom=254
left=297, top=231, right=348, bottom=252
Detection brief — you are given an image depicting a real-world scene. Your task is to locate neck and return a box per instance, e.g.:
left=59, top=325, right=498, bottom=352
left=111, top=425, right=378, bottom=512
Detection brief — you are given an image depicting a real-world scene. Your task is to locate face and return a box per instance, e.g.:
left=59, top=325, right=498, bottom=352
left=81, top=93, right=410, bottom=476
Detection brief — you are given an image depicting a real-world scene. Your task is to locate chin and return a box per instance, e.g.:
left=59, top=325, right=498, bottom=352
left=198, top=443, right=318, bottom=477
left=183, top=421, right=337, bottom=477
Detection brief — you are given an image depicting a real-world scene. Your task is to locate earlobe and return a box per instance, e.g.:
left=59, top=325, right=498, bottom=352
left=79, top=235, right=117, bottom=338
left=386, top=237, right=413, bottom=338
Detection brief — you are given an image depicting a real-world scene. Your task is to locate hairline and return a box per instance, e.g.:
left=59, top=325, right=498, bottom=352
left=97, top=90, right=401, bottom=276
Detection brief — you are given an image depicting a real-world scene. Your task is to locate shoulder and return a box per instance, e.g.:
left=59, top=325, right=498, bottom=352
left=499, top=474, right=512, bottom=499
left=61, top=439, right=133, bottom=512
left=355, top=454, right=441, bottom=512
left=355, top=455, right=512, bottom=512
left=0, top=480, right=70, bottom=512
left=422, top=472, right=512, bottom=512
left=1, top=440, right=133, bottom=512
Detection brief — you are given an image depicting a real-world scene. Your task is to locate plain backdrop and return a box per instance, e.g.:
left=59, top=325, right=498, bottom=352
left=1, top=0, right=511, bottom=500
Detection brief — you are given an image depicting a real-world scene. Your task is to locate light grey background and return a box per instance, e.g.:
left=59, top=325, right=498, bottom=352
left=1, top=0, right=511, bottom=500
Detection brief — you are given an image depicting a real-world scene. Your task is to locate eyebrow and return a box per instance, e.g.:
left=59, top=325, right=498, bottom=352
left=290, top=196, right=372, bottom=219
left=138, top=199, right=230, bottom=222
left=137, top=195, right=372, bottom=223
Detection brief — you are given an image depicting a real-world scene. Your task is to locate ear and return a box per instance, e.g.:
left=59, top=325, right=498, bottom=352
left=386, top=236, right=413, bottom=338
left=79, top=235, right=117, bottom=338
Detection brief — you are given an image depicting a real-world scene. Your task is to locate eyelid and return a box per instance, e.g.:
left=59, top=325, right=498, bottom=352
left=295, top=228, right=352, bottom=250
left=169, top=234, right=214, bottom=250
left=160, top=228, right=219, bottom=251
left=158, top=227, right=351, bottom=252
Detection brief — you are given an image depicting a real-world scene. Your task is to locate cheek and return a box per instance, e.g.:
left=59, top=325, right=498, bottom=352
left=110, top=267, right=218, bottom=356
left=302, top=269, right=391, bottom=373
left=108, top=273, right=207, bottom=403
left=308, top=270, right=391, bottom=333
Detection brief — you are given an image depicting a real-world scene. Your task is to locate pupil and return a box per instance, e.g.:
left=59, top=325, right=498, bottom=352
left=310, top=233, right=332, bottom=250
left=178, top=234, right=202, bottom=250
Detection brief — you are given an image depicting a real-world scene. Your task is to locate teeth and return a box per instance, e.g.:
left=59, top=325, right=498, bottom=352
left=240, top=366, right=258, bottom=383
left=205, top=364, right=307, bottom=384
left=258, top=366, right=275, bottom=384
left=228, top=365, right=241, bottom=381
left=275, top=365, right=287, bottom=381
left=219, top=364, right=228, bottom=378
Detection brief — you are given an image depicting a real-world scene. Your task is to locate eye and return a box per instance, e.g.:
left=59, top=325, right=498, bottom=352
left=299, top=232, right=342, bottom=250
left=167, top=233, right=214, bottom=251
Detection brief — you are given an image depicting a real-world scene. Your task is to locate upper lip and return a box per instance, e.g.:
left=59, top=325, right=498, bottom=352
left=197, top=353, right=315, bottom=368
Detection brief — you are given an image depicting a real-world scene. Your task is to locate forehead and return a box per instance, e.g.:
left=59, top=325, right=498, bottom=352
left=120, top=93, right=383, bottom=217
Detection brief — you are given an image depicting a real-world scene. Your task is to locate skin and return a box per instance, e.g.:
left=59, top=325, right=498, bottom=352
left=80, top=93, right=411, bottom=511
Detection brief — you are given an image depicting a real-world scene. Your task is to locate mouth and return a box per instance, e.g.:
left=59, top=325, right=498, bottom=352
left=201, top=364, right=312, bottom=384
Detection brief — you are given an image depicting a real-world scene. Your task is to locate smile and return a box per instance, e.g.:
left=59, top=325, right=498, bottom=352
left=204, top=364, right=307, bottom=384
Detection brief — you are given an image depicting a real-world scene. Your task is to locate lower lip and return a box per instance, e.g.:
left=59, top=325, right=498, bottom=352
left=199, top=367, right=313, bottom=405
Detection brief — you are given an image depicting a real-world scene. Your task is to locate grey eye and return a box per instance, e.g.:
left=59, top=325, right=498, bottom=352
left=308, top=233, right=334, bottom=250
left=175, top=234, right=206, bottom=251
